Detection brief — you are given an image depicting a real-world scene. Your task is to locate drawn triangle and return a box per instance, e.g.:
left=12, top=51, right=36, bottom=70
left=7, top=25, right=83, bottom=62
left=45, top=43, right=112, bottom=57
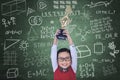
left=28, top=26, right=38, bottom=36
left=4, top=39, right=20, bottom=51
left=27, top=7, right=35, bottom=16
left=27, top=26, right=39, bottom=41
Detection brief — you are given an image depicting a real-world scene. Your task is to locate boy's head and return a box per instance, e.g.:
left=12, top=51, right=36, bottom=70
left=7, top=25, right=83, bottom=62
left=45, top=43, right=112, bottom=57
left=57, top=48, right=72, bottom=69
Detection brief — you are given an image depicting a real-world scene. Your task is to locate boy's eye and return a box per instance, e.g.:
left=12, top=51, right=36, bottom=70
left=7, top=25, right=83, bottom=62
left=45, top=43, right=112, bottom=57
left=58, top=57, right=71, bottom=62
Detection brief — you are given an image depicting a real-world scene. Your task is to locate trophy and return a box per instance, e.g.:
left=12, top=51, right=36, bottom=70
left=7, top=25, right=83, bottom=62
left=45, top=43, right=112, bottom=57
left=56, top=5, right=72, bottom=40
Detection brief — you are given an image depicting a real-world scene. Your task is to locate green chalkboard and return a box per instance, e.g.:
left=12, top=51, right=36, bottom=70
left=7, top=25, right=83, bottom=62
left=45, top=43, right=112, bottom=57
left=0, top=0, right=120, bottom=80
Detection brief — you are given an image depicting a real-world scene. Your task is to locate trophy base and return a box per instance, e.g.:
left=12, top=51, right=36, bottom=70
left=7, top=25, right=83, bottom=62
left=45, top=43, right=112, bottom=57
left=56, top=35, right=67, bottom=40
left=56, top=29, right=67, bottom=40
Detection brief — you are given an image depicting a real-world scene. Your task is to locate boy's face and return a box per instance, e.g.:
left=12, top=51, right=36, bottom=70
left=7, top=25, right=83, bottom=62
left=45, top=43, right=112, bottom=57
left=58, top=52, right=71, bottom=69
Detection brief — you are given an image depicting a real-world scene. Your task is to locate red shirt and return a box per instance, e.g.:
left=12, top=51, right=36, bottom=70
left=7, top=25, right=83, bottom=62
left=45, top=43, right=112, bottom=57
left=54, top=66, right=76, bottom=80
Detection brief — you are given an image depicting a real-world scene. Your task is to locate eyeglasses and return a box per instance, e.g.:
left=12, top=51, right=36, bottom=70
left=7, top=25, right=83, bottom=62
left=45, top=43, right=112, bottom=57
left=58, top=57, right=71, bottom=62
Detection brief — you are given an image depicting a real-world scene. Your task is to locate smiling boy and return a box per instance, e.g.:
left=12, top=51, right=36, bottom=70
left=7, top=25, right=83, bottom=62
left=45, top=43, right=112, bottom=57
left=51, top=30, right=77, bottom=80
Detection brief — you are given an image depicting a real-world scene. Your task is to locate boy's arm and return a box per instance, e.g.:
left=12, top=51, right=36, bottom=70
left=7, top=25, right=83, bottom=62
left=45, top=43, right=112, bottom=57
left=51, top=44, right=58, bottom=72
left=65, top=30, right=77, bottom=73
left=50, top=30, right=59, bottom=72
left=69, top=44, right=77, bottom=73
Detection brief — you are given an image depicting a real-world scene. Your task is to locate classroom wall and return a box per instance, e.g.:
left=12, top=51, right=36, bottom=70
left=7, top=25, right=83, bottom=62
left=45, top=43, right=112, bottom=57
left=0, top=0, right=120, bottom=80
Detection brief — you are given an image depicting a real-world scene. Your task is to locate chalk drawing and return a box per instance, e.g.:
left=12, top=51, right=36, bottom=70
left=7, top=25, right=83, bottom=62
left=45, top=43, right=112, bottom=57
left=5, top=30, right=22, bottom=35
left=27, top=69, right=49, bottom=78
left=83, top=0, right=113, bottom=8
left=7, top=68, right=19, bottom=79
left=4, top=39, right=20, bottom=51
left=92, top=58, right=115, bottom=63
left=94, top=42, right=104, bottom=55
left=27, top=26, right=39, bottom=41
left=79, top=63, right=95, bottom=78
left=3, top=51, right=17, bottom=65
left=102, top=64, right=117, bottom=76
left=90, top=17, right=113, bottom=33
left=28, top=16, right=43, bottom=26
left=65, top=24, right=76, bottom=34
left=2, top=17, right=16, bottom=27
left=1, top=0, right=26, bottom=16
left=37, top=1, right=47, bottom=10
left=108, top=42, right=119, bottom=58
left=40, top=26, right=54, bottom=39
left=76, top=45, right=91, bottom=58
left=19, top=40, right=29, bottom=51
left=27, top=7, right=35, bottom=16
left=53, top=0, right=77, bottom=9
left=24, top=55, right=50, bottom=68
left=76, top=28, right=91, bottom=41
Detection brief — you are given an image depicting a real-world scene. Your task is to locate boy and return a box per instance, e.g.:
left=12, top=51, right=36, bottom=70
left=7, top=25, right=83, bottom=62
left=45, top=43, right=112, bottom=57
left=51, top=30, right=77, bottom=80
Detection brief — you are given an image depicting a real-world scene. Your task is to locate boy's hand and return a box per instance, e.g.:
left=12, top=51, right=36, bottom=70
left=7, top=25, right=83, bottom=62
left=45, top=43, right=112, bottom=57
left=55, top=29, right=60, bottom=36
left=53, top=29, right=73, bottom=45
left=63, top=30, right=70, bottom=38
left=63, top=30, right=73, bottom=45
left=53, top=29, right=60, bottom=45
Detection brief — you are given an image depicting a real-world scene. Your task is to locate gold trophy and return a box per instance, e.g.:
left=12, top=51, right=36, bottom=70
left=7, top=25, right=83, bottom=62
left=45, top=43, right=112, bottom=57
left=56, top=5, right=72, bottom=40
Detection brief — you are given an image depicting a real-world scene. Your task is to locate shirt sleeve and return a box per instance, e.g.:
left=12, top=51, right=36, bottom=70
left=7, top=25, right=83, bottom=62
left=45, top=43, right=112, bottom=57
left=69, top=44, right=77, bottom=73
left=51, top=44, right=58, bottom=72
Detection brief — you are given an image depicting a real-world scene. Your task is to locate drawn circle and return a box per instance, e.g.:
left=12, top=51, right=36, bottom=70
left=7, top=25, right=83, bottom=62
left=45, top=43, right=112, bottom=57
left=28, top=16, right=42, bottom=26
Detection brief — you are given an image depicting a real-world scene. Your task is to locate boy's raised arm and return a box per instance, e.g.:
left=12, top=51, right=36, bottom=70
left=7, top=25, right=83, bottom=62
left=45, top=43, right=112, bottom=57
left=51, top=30, right=59, bottom=72
left=64, top=30, right=77, bottom=73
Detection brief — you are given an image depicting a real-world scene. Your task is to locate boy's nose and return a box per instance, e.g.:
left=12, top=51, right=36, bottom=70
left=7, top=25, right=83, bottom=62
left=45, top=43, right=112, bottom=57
left=62, top=61, right=67, bottom=65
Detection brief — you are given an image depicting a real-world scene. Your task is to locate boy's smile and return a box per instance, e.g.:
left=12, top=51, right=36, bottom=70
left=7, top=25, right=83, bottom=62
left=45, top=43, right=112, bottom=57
left=58, top=52, right=71, bottom=69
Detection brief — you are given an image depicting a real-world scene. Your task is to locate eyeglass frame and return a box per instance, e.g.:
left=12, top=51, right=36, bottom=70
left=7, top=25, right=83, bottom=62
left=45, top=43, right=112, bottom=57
left=57, top=57, right=71, bottom=62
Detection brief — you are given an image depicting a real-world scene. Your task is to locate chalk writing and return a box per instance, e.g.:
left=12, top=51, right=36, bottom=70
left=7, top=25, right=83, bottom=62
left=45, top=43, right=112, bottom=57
left=28, top=69, right=49, bottom=78
left=102, top=64, right=117, bottom=76
left=2, top=17, right=16, bottom=27
left=79, top=63, right=95, bottom=78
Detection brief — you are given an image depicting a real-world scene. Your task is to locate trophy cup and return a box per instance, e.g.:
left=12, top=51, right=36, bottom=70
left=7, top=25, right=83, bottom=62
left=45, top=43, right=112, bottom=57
left=56, top=5, right=72, bottom=40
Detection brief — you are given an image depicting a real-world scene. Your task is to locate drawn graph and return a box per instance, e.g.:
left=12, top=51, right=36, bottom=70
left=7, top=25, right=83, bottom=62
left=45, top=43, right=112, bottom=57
left=3, top=51, right=17, bottom=65
left=1, top=0, right=26, bottom=16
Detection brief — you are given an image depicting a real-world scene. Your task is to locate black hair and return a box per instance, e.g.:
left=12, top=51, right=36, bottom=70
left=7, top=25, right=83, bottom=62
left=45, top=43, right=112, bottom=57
left=57, top=48, right=72, bottom=60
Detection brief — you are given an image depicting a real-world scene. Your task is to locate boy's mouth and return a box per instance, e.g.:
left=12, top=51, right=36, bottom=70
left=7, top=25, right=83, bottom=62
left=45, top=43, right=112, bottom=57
left=61, top=64, right=68, bottom=67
